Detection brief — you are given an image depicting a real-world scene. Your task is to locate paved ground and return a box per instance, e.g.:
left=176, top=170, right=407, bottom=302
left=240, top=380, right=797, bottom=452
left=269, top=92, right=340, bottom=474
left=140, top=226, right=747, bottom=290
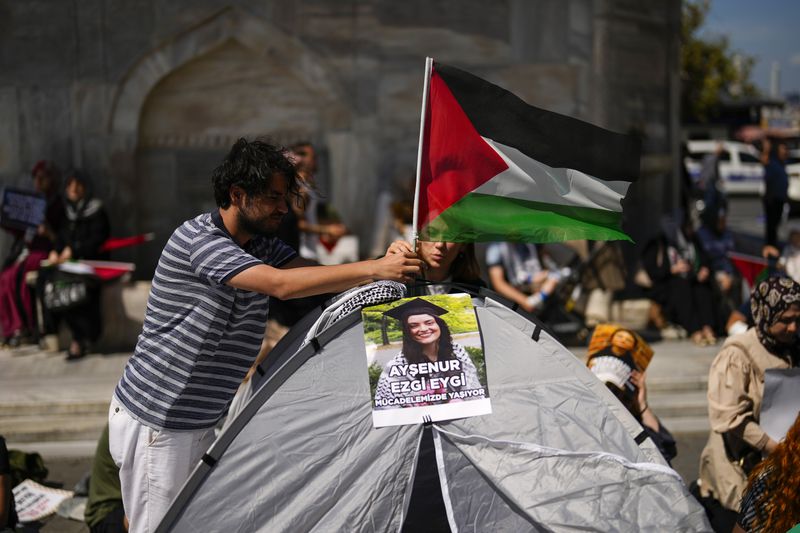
left=1, top=333, right=721, bottom=531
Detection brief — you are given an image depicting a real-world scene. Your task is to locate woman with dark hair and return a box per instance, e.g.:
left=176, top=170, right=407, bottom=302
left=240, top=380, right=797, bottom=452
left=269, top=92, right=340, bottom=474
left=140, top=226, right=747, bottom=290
left=45, top=169, right=110, bottom=359
left=373, top=298, right=483, bottom=409
left=388, top=239, right=485, bottom=294
left=383, top=242, right=486, bottom=533
left=734, top=412, right=800, bottom=533
left=587, top=327, right=677, bottom=464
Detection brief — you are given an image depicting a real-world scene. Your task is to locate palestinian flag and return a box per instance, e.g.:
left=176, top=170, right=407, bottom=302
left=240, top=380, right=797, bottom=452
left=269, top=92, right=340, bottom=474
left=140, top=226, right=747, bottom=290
left=416, top=62, right=640, bottom=243
left=728, top=251, right=768, bottom=287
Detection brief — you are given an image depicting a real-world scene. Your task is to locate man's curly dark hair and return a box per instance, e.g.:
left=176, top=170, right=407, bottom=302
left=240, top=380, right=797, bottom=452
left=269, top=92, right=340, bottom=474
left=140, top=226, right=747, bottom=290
left=212, top=138, right=300, bottom=208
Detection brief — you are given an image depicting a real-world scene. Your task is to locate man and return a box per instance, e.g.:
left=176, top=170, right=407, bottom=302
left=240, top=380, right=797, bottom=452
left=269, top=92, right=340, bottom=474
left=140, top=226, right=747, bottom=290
left=286, top=141, right=347, bottom=260
left=109, top=139, right=422, bottom=532
left=762, top=139, right=789, bottom=248
left=699, top=142, right=726, bottom=215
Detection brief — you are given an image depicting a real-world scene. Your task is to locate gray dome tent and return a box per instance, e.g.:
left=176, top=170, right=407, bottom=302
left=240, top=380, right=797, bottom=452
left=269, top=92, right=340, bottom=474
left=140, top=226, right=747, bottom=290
left=157, top=283, right=711, bottom=532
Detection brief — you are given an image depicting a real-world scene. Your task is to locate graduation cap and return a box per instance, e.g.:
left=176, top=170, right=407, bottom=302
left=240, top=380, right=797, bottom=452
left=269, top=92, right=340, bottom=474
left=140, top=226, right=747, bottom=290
left=384, top=298, right=448, bottom=322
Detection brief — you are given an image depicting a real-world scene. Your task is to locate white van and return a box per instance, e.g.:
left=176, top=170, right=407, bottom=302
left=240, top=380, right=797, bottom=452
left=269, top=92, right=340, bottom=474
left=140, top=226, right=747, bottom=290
left=684, top=140, right=764, bottom=195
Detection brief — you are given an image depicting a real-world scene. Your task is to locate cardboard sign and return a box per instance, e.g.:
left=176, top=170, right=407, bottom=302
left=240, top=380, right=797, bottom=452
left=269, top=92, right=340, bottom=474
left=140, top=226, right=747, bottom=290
left=760, top=368, right=800, bottom=442
left=587, top=323, right=654, bottom=371
left=12, top=479, right=74, bottom=523
left=1, top=187, right=46, bottom=231
left=363, top=294, right=491, bottom=427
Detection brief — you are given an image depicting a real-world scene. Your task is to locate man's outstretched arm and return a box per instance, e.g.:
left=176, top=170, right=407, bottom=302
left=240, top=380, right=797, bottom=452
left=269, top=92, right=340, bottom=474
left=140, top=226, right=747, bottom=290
left=227, top=253, right=423, bottom=300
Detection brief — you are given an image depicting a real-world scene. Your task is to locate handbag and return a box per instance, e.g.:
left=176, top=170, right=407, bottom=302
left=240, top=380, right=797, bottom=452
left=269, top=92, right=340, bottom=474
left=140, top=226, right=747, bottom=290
left=722, top=430, right=762, bottom=475
left=42, top=270, right=94, bottom=312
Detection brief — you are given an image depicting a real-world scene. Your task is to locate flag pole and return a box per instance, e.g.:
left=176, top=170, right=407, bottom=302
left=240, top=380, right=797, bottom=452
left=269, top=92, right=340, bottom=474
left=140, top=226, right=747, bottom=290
left=411, top=56, right=434, bottom=251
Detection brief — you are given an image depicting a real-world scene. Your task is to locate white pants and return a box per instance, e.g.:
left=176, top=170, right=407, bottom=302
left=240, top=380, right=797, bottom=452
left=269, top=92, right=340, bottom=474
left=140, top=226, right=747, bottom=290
left=108, top=397, right=215, bottom=533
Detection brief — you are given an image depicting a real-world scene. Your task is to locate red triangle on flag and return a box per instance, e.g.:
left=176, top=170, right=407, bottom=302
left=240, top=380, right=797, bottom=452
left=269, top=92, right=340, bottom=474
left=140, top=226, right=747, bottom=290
left=418, top=68, right=508, bottom=230
left=729, top=252, right=767, bottom=287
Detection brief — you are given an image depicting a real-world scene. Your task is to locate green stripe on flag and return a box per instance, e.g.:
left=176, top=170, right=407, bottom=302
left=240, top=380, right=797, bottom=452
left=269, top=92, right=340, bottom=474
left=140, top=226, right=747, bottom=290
left=420, top=193, right=631, bottom=243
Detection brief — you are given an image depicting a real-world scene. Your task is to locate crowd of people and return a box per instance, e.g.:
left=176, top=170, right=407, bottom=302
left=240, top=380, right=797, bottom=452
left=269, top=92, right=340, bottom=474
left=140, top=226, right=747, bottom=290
left=0, top=164, right=110, bottom=360
left=640, top=138, right=798, bottom=348
left=2, top=135, right=799, bottom=532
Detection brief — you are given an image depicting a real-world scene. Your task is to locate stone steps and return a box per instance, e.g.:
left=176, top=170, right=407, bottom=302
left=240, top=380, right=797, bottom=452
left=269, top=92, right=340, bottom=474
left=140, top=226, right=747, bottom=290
left=658, top=416, right=710, bottom=435
left=648, top=375, right=708, bottom=393
left=0, top=400, right=110, bottom=417
left=0, top=413, right=108, bottom=443
left=648, top=388, right=709, bottom=433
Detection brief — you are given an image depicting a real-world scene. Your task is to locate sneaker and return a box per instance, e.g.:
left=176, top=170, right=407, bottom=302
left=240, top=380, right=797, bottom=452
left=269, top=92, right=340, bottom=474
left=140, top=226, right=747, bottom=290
left=660, top=324, right=687, bottom=340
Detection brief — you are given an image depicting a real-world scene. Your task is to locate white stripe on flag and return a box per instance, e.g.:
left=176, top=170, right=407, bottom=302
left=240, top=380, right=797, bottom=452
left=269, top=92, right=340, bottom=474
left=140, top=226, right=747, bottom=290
left=474, top=138, right=631, bottom=213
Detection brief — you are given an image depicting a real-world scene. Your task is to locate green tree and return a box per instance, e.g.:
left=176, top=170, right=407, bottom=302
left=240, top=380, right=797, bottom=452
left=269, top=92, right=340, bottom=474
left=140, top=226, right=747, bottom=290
left=368, top=362, right=383, bottom=398
left=681, top=0, right=759, bottom=123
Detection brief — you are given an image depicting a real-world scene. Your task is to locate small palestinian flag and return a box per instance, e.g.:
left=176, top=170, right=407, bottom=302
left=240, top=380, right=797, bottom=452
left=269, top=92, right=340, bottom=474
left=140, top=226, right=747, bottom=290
left=416, top=61, right=640, bottom=243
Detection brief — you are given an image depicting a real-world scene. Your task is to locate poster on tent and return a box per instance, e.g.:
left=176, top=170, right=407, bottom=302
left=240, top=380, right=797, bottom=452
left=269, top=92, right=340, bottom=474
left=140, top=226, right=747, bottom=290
left=363, top=293, right=491, bottom=427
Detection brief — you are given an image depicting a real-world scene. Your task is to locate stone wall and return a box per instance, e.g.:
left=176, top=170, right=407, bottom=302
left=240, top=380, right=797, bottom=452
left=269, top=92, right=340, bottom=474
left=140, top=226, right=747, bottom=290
left=0, top=0, right=680, bottom=276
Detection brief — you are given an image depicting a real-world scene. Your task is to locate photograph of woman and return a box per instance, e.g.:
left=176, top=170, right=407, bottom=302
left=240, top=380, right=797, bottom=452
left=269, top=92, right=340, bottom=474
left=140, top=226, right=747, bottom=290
left=372, top=298, right=486, bottom=412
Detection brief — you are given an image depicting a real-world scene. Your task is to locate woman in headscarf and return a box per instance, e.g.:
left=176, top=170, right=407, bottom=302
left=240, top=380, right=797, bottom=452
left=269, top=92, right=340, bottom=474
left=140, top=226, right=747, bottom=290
left=696, top=276, right=800, bottom=532
left=642, top=210, right=717, bottom=345
left=46, top=169, right=110, bottom=360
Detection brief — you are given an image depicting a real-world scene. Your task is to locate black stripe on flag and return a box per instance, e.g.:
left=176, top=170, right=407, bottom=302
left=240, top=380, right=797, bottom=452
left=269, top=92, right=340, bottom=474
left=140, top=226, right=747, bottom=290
left=436, top=63, right=640, bottom=183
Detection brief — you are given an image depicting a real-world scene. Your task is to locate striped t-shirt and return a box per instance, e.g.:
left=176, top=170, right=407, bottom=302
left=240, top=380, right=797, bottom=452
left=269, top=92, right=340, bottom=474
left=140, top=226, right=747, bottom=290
left=114, top=212, right=296, bottom=430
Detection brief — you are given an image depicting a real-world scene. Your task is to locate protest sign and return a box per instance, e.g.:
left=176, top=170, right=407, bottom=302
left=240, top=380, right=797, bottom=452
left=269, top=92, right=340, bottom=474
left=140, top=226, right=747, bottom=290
left=586, top=324, right=654, bottom=393
left=12, top=479, right=74, bottom=523
left=0, top=187, right=46, bottom=231
left=363, top=293, right=491, bottom=427
left=760, top=368, right=800, bottom=442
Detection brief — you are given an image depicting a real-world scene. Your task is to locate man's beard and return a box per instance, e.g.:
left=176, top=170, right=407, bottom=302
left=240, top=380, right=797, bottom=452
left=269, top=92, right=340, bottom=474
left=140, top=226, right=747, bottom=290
left=237, top=209, right=280, bottom=237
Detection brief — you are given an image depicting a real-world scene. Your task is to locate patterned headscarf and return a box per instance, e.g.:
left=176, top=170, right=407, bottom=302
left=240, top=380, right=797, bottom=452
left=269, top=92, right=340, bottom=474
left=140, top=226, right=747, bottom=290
left=751, top=276, right=800, bottom=356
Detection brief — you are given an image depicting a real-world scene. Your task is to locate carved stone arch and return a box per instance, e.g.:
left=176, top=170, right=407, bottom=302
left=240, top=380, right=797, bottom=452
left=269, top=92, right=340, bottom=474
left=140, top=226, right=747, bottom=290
left=109, top=6, right=348, bottom=139
left=106, top=7, right=353, bottom=277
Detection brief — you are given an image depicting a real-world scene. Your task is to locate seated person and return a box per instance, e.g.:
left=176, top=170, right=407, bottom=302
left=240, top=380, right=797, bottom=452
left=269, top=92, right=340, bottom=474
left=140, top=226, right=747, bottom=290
left=84, top=424, right=126, bottom=533
left=586, top=326, right=676, bottom=464
left=45, top=169, right=110, bottom=360
left=642, top=212, right=716, bottom=345
left=697, top=203, right=741, bottom=312
left=697, top=277, right=796, bottom=531
left=485, top=242, right=559, bottom=313
left=0, top=160, right=64, bottom=346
